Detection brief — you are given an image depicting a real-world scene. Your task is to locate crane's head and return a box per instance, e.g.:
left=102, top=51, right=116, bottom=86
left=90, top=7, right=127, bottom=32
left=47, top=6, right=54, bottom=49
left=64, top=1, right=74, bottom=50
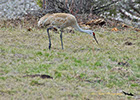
left=87, top=30, right=99, bottom=44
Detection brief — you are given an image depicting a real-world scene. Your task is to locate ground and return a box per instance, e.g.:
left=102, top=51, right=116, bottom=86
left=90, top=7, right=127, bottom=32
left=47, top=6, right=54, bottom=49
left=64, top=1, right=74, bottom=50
left=0, top=25, right=140, bottom=100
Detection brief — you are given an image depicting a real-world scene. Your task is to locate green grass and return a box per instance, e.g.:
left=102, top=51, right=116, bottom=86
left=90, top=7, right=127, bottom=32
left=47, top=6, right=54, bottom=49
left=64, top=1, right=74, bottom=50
left=0, top=27, right=140, bottom=100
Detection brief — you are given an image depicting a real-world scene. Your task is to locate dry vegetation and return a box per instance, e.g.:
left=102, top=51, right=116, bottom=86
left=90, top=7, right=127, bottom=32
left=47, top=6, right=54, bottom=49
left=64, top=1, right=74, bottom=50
left=0, top=17, right=140, bottom=100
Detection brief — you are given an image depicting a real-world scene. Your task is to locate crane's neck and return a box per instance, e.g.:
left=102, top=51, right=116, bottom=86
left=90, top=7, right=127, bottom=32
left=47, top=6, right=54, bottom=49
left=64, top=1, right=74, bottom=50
left=73, top=22, right=91, bottom=34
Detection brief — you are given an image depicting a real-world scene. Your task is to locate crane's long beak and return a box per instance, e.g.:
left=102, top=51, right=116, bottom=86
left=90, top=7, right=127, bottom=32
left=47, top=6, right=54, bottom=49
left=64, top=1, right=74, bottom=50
left=93, top=35, right=99, bottom=44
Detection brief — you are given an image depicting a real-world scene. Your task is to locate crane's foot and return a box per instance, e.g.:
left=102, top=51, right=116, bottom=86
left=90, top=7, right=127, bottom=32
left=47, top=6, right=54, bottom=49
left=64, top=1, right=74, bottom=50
left=49, top=44, right=51, bottom=49
left=49, top=47, right=51, bottom=49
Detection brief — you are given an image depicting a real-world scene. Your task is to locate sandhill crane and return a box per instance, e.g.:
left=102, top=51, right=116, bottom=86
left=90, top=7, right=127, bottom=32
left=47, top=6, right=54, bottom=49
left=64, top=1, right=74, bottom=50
left=38, top=13, right=98, bottom=49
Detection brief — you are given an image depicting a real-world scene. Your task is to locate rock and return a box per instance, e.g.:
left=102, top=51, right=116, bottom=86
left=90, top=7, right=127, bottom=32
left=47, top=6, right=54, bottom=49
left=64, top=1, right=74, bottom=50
left=0, top=0, right=40, bottom=19
left=124, top=41, right=133, bottom=46
left=118, top=61, right=129, bottom=67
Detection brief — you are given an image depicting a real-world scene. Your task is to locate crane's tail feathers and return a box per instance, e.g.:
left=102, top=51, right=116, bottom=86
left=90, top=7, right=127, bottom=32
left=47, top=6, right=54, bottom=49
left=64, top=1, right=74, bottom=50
left=38, top=20, right=41, bottom=27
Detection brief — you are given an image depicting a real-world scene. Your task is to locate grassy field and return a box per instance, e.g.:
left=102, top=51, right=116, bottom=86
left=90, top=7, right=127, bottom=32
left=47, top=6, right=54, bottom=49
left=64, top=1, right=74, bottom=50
left=0, top=26, right=140, bottom=100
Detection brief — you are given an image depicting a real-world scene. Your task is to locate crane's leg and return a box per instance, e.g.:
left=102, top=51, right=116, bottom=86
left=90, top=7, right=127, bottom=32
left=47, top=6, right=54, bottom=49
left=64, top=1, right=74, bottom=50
left=60, top=30, right=64, bottom=49
left=47, top=27, right=53, bottom=49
